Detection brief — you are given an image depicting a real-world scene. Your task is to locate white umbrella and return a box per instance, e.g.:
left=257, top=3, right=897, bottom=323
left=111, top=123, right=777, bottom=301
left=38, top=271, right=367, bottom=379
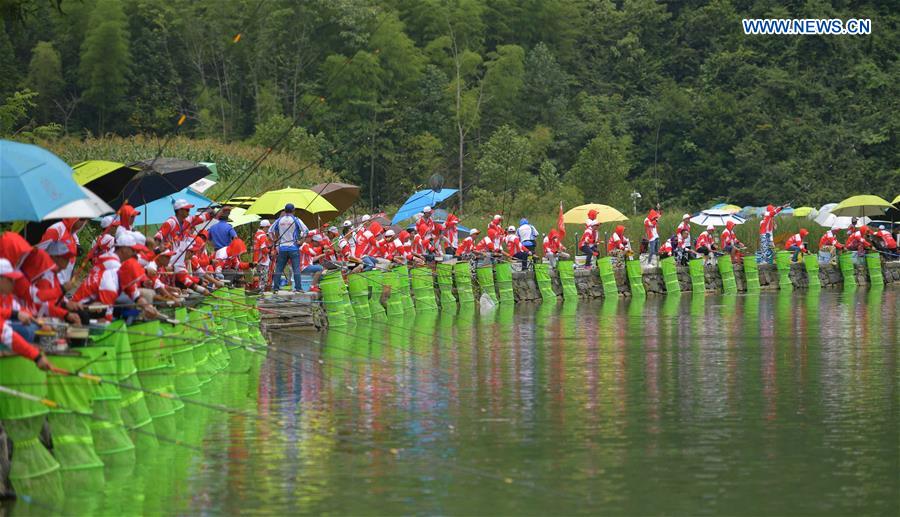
left=814, top=203, right=869, bottom=229
left=42, top=185, right=114, bottom=220
left=689, top=209, right=746, bottom=227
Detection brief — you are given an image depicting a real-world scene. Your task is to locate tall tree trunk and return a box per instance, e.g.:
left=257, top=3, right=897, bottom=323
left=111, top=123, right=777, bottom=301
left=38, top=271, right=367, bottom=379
left=369, top=108, right=377, bottom=210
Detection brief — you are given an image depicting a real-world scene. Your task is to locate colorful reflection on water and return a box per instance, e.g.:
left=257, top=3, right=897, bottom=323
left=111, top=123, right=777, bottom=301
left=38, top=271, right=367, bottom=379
left=6, top=289, right=898, bottom=515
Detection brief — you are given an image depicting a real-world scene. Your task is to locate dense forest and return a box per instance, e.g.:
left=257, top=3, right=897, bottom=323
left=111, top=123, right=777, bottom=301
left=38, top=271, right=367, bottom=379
left=1, top=0, right=897, bottom=215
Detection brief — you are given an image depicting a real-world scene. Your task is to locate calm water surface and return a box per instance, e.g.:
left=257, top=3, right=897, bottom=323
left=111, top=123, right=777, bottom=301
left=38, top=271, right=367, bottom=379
left=8, top=289, right=898, bottom=515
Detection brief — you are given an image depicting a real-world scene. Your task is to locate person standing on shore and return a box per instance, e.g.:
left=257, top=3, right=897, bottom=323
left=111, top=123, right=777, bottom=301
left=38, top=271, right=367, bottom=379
left=270, top=203, right=308, bottom=292
left=253, top=220, right=272, bottom=290
left=643, top=207, right=661, bottom=266
left=208, top=206, right=236, bottom=252
left=757, top=204, right=784, bottom=264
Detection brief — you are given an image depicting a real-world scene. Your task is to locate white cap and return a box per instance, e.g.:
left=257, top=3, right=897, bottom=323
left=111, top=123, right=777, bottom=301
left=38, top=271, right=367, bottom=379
left=116, top=232, right=137, bottom=248
left=507, top=225, right=515, bottom=232
left=260, top=219, right=271, bottom=227
left=342, top=220, right=353, bottom=228
left=423, top=206, right=432, bottom=213
left=173, top=199, right=194, bottom=211
left=493, top=214, right=502, bottom=220
left=879, top=225, right=885, bottom=230
left=100, top=215, right=115, bottom=229
left=683, top=213, right=691, bottom=219
left=361, top=214, right=371, bottom=222
left=470, top=228, right=480, bottom=235
left=311, top=234, right=323, bottom=242
left=145, top=261, right=158, bottom=272
left=0, top=258, right=23, bottom=279
left=385, top=229, right=395, bottom=237
left=46, top=241, right=71, bottom=257
left=707, top=225, right=715, bottom=231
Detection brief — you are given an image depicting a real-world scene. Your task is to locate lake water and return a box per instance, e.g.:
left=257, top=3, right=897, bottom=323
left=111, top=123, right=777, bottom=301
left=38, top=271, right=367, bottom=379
left=7, top=289, right=898, bottom=515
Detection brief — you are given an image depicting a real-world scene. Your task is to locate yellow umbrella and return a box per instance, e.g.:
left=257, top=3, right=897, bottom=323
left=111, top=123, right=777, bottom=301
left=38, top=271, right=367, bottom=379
left=892, top=194, right=899, bottom=205
left=792, top=206, right=815, bottom=217
left=830, top=194, right=894, bottom=218
left=247, top=187, right=338, bottom=225
left=562, top=203, right=628, bottom=224
left=720, top=204, right=741, bottom=213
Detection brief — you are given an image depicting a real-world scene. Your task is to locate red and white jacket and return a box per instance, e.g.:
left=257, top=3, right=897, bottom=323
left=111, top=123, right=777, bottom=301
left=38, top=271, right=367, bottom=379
left=819, top=231, right=842, bottom=249
left=353, top=229, right=376, bottom=258
left=154, top=212, right=213, bottom=246
left=475, top=236, right=495, bottom=253
left=578, top=227, right=596, bottom=248
left=607, top=232, right=628, bottom=253
left=253, top=229, right=271, bottom=265
left=457, top=236, right=475, bottom=256
left=874, top=229, right=897, bottom=249
left=1, top=319, right=40, bottom=360
left=659, top=239, right=673, bottom=255
left=720, top=228, right=739, bottom=248
left=503, top=234, right=525, bottom=255
left=37, top=218, right=80, bottom=284
left=845, top=230, right=872, bottom=250
left=695, top=231, right=715, bottom=250
left=676, top=221, right=691, bottom=238
left=759, top=206, right=782, bottom=235
left=71, top=253, right=121, bottom=320
left=784, top=233, right=807, bottom=252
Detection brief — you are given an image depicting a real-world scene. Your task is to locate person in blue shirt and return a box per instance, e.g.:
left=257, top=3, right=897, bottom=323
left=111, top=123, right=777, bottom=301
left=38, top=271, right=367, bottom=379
left=208, top=206, right=236, bottom=251
left=270, top=203, right=309, bottom=291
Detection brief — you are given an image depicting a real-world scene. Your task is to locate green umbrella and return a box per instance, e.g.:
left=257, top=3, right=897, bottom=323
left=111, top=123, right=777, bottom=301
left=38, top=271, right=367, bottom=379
left=246, top=187, right=338, bottom=226
left=830, top=194, right=894, bottom=218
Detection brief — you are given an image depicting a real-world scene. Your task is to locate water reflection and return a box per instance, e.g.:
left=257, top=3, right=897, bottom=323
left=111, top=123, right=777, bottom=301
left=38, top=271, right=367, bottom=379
left=5, top=290, right=897, bottom=515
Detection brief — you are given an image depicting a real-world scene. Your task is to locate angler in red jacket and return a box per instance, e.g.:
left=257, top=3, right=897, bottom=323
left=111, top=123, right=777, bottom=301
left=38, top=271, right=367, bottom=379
left=845, top=226, right=873, bottom=256
left=457, top=229, right=478, bottom=258
left=785, top=228, right=809, bottom=262
left=720, top=220, right=745, bottom=259
left=31, top=242, right=83, bottom=324
left=758, top=204, right=785, bottom=264
left=442, top=214, right=460, bottom=255
left=873, top=225, right=898, bottom=257
left=0, top=258, right=54, bottom=370
left=542, top=230, right=569, bottom=268
left=579, top=219, right=599, bottom=267
left=37, top=217, right=86, bottom=286
left=607, top=225, right=630, bottom=263
left=695, top=225, right=717, bottom=260
left=503, top=226, right=530, bottom=269
left=643, top=208, right=662, bottom=266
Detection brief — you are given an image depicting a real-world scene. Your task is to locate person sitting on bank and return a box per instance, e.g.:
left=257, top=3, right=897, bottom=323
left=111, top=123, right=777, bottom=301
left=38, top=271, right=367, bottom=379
left=785, top=228, right=809, bottom=263
left=578, top=219, right=599, bottom=267
left=818, top=226, right=843, bottom=264
left=607, top=225, right=630, bottom=264
left=720, top=221, right=745, bottom=260
left=675, top=228, right=694, bottom=265
left=873, top=225, right=898, bottom=259
left=658, top=236, right=674, bottom=260
left=0, top=259, right=53, bottom=370
left=457, top=229, right=477, bottom=259
left=503, top=225, right=531, bottom=269
left=542, top=230, right=569, bottom=268
left=695, top=225, right=717, bottom=263
left=845, top=225, right=873, bottom=258
left=299, top=233, right=326, bottom=292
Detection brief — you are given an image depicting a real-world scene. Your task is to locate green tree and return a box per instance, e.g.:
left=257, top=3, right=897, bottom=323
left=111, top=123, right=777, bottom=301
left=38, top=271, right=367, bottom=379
left=79, top=0, right=131, bottom=132
left=566, top=125, right=632, bottom=208
left=0, top=28, right=20, bottom=98
left=475, top=124, right=534, bottom=211
left=24, top=41, right=63, bottom=123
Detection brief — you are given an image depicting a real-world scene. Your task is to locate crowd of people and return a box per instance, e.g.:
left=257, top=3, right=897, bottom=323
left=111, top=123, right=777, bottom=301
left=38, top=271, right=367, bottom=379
left=1, top=199, right=897, bottom=368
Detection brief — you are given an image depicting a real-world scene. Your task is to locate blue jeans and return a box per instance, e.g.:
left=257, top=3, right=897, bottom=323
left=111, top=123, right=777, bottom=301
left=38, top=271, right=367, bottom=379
left=302, top=265, right=324, bottom=274
left=789, top=245, right=803, bottom=262
left=757, top=233, right=774, bottom=264
left=273, top=249, right=301, bottom=290
left=9, top=321, right=37, bottom=343
left=648, top=239, right=659, bottom=261
left=361, top=256, right=377, bottom=271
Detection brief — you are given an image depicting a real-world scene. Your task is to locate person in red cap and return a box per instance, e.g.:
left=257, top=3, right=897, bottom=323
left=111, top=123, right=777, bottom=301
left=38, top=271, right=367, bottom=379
left=442, top=213, right=460, bottom=256
left=785, top=228, right=809, bottom=262
left=643, top=206, right=662, bottom=266
left=579, top=219, right=599, bottom=267
left=607, top=225, right=630, bottom=264
left=488, top=214, right=504, bottom=240
left=758, top=204, right=786, bottom=264
left=154, top=199, right=216, bottom=273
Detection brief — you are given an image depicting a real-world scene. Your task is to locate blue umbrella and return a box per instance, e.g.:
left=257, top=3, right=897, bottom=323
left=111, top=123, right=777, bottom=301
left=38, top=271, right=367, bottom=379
left=131, top=187, right=213, bottom=226
left=0, top=139, right=87, bottom=222
left=391, top=188, right=458, bottom=224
